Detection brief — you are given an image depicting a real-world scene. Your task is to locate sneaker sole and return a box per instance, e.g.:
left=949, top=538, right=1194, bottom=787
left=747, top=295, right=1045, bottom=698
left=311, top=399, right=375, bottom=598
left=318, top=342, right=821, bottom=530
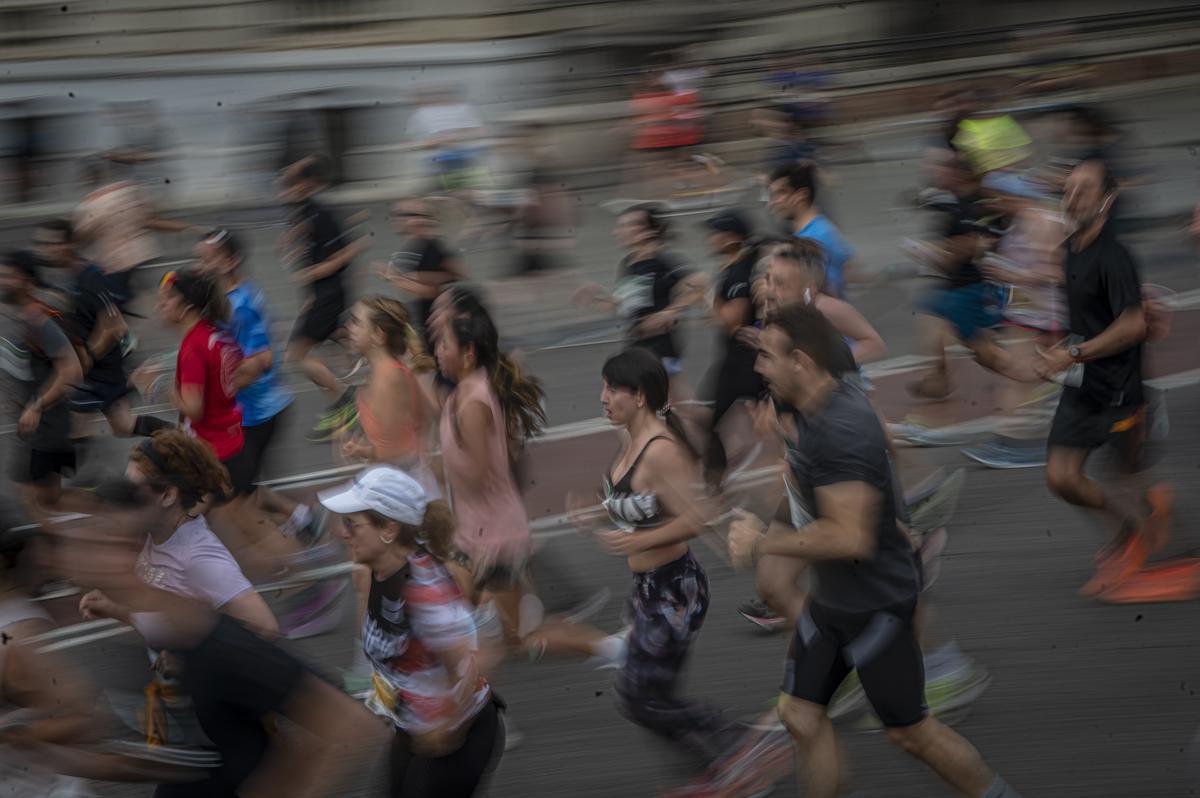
left=738, top=611, right=788, bottom=633
left=960, top=447, right=1046, bottom=469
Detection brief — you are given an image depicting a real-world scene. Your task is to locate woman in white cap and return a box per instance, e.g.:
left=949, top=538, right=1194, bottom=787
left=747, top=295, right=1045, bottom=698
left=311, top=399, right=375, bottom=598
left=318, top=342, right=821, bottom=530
left=319, top=465, right=503, bottom=798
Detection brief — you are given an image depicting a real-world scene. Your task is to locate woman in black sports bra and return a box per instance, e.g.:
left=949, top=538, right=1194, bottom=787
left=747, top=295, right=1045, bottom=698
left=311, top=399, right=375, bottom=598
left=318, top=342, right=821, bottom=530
left=588, top=347, right=736, bottom=765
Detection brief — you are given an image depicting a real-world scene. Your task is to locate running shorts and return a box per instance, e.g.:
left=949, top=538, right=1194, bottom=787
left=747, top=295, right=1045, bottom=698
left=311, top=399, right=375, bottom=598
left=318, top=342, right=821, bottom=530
left=68, top=377, right=132, bottom=413
left=290, top=296, right=345, bottom=345
left=922, top=283, right=1004, bottom=342
left=783, top=597, right=926, bottom=729
left=10, top=446, right=76, bottom=485
left=1047, top=389, right=1148, bottom=470
left=234, top=407, right=289, bottom=496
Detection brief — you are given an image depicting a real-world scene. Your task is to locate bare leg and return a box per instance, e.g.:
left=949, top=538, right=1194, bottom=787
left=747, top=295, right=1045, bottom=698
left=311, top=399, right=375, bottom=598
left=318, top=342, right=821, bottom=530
left=286, top=339, right=343, bottom=402
left=778, top=695, right=842, bottom=798
left=1045, top=446, right=1128, bottom=528
left=886, top=717, right=995, bottom=797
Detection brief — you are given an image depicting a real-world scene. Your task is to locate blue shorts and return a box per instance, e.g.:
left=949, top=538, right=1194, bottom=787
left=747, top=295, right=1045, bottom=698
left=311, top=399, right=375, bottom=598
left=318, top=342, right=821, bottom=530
left=922, top=283, right=1003, bottom=342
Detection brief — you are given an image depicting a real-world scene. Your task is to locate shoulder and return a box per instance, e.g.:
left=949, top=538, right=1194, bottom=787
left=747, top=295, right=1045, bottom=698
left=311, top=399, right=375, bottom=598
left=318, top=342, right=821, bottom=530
left=641, top=433, right=687, bottom=469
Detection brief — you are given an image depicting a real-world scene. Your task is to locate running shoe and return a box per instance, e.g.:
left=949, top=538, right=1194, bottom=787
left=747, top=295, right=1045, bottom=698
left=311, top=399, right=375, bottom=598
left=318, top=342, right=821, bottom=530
left=827, top=670, right=867, bottom=722
left=294, top=503, right=328, bottom=548
left=890, top=419, right=978, bottom=448
left=918, top=526, right=949, bottom=590
left=738, top=599, right=787, bottom=633
left=306, top=387, right=358, bottom=443
left=854, top=642, right=991, bottom=731
left=907, top=467, right=967, bottom=535
left=1080, top=521, right=1147, bottom=598
left=1096, top=557, right=1200, bottom=604
left=960, top=439, right=1047, bottom=469
left=279, top=580, right=347, bottom=640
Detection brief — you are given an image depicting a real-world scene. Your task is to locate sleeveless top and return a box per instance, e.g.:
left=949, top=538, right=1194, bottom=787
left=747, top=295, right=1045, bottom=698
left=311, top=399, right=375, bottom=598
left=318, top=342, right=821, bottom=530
left=602, top=435, right=672, bottom=532
left=358, top=358, right=423, bottom=464
left=438, top=368, right=531, bottom=564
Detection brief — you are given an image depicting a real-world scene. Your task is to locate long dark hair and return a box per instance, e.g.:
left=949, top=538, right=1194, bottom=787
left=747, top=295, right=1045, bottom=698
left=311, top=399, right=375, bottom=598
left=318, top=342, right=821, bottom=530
left=601, top=347, right=698, bottom=460
left=167, top=270, right=230, bottom=326
left=447, top=291, right=546, bottom=443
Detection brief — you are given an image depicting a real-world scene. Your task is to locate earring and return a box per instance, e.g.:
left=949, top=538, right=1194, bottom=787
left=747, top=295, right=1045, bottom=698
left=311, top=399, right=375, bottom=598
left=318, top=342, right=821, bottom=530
left=379, top=534, right=395, bottom=544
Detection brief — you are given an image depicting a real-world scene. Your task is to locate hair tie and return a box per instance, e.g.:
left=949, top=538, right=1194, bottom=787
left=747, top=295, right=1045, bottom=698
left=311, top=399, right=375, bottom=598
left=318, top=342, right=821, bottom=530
left=656, top=402, right=673, bottom=419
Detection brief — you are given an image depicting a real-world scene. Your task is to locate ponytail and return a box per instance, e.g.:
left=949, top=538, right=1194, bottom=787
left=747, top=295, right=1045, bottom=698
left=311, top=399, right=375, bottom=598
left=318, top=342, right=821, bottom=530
left=361, top=295, right=436, bottom=373
left=660, top=406, right=700, bottom=462
left=491, top=352, right=546, bottom=443
left=416, top=499, right=457, bottom=561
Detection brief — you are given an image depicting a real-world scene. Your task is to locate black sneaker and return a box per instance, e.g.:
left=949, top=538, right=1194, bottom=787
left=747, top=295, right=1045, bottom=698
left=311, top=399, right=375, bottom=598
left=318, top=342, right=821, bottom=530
left=737, top=599, right=786, bottom=633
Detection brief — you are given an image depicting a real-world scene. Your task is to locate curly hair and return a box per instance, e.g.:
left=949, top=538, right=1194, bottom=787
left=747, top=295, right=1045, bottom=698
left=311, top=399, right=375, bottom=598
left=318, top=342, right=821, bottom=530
left=359, top=295, right=435, bottom=373
left=129, top=430, right=232, bottom=509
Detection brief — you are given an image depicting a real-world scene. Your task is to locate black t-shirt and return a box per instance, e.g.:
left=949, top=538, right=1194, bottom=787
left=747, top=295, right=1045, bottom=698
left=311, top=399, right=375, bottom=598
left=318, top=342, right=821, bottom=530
left=390, top=235, right=458, bottom=339
left=293, top=197, right=350, bottom=305
left=1064, top=224, right=1143, bottom=408
left=715, top=250, right=757, bottom=356
left=614, top=253, right=691, bottom=360
left=936, top=193, right=986, bottom=289
left=70, top=264, right=125, bottom=384
left=775, top=382, right=920, bottom=613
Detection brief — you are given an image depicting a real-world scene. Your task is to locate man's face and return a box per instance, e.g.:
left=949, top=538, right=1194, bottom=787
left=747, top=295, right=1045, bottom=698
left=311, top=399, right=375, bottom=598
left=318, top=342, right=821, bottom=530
left=764, top=256, right=807, bottom=315
left=1063, top=161, right=1108, bottom=232
left=0, top=264, right=28, bottom=305
left=614, top=212, right=650, bottom=249
left=392, top=201, right=434, bottom=237
left=192, top=240, right=226, bottom=277
left=767, top=178, right=807, bottom=222
left=34, top=230, right=72, bottom=268
left=755, top=325, right=804, bottom=404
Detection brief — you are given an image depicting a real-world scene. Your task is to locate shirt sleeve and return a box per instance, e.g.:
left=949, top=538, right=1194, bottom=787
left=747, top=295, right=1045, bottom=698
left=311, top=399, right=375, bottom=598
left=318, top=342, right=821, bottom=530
left=36, top=317, right=71, bottom=359
left=188, top=537, right=255, bottom=609
left=405, top=557, right=477, bottom=654
left=808, top=417, right=886, bottom=491
left=1101, top=244, right=1143, bottom=319
left=233, top=302, right=271, bottom=358
left=176, top=335, right=207, bottom=389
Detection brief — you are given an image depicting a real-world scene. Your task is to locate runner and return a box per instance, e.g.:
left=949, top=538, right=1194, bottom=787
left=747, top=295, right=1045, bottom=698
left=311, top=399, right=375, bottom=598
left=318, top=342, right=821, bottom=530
left=63, top=475, right=384, bottom=798
left=573, top=203, right=705, bottom=393
left=0, top=249, right=84, bottom=529
left=585, top=346, right=742, bottom=765
left=277, top=156, right=364, bottom=443
left=33, top=219, right=172, bottom=441
left=729, top=303, right=1022, bottom=798
left=1038, top=159, right=1174, bottom=599
left=905, top=151, right=1037, bottom=403
left=73, top=156, right=201, bottom=312
left=767, top=161, right=858, bottom=299
left=699, top=210, right=764, bottom=492
left=319, top=465, right=504, bottom=797
left=341, top=295, right=438, bottom=488
left=375, top=197, right=464, bottom=350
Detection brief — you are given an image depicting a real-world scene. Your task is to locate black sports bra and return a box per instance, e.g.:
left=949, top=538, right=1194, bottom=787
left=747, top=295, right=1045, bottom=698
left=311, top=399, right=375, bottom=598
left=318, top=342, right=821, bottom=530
left=602, top=435, right=671, bottom=531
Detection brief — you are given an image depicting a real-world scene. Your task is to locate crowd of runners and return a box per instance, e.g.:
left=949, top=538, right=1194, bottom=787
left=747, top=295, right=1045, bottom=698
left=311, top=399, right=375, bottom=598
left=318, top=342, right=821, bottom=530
left=0, top=54, right=1193, bottom=798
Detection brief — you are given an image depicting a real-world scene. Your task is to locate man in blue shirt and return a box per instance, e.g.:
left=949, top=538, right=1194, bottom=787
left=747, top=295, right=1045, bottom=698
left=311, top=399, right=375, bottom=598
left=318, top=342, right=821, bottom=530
left=196, top=229, right=320, bottom=548
left=767, top=161, right=856, bottom=299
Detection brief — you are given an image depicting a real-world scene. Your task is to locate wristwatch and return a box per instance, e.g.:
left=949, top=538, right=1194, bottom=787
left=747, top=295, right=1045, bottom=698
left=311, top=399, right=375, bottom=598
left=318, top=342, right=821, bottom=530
left=1068, top=345, right=1084, bottom=361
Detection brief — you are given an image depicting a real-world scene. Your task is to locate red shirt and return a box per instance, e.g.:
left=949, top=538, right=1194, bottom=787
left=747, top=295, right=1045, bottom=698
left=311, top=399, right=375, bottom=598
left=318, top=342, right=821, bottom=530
left=176, top=319, right=244, bottom=460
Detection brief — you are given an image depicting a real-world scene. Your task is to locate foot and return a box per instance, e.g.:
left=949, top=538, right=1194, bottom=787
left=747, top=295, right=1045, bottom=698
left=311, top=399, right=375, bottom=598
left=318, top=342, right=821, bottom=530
left=307, top=388, right=358, bottom=443
left=737, top=599, right=787, bottom=633
left=1143, top=483, right=1174, bottom=552
left=1080, top=522, right=1147, bottom=598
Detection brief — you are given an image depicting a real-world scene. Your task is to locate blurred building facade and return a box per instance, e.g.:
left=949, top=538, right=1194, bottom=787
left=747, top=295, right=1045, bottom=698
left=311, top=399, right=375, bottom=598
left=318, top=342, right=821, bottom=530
left=1, top=0, right=1198, bottom=206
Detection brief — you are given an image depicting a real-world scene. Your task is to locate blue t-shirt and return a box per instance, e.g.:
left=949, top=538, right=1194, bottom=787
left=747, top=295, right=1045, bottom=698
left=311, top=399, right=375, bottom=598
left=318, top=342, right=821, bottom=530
left=795, top=215, right=853, bottom=299
left=226, top=283, right=292, bottom=426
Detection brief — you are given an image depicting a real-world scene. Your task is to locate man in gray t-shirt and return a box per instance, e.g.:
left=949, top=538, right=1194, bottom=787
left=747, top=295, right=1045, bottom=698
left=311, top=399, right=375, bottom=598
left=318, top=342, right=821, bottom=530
left=728, top=304, right=1022, bottom=798
left=1, top=251, right=83, bottom=509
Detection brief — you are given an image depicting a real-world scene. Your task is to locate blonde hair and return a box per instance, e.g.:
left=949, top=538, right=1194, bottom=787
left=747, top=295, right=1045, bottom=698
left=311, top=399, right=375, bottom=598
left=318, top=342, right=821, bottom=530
left=360, top=295, right=435, bottom=373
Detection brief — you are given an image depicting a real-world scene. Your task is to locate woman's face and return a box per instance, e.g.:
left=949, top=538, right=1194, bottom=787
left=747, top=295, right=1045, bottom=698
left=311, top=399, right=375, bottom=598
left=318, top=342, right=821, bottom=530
left=435, top=324, right=467, bottom=379
left=337, top=512, right=390, bottom=566
left=345, top=302, right=378, bottom=356
left=600, top=380, right=640, bottom=426
left=155, top=286, right=187, bottom=327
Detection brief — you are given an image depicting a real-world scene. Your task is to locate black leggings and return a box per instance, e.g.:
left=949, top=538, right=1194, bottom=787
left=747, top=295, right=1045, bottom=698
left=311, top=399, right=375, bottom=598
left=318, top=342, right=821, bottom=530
left=389, top=700, right=504, bottom=798
left=703, top=352, right=763, bottom=484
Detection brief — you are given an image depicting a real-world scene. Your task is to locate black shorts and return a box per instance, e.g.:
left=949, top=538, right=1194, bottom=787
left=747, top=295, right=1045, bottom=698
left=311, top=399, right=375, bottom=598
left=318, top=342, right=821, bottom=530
left=104, top=267, right=149, bottom=310
left=1048, top=390, right=1144, bottom=467
left=10, top=447, right=76, bottom=485
left=783, top=598, right=926, bottom=729
left=290, top=296, right=345, bottom=345
left=68, top=378, right=131, bottom=413
left=220, top=444, right=256, bottom=499
left=234, top=407, right=288, bottom=496
left=168, top=616, right=307, bottom=797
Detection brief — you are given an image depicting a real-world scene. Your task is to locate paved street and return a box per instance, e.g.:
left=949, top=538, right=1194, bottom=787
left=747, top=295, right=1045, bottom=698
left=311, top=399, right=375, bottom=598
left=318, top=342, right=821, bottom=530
left=4, top=80, right=1200, bottom=797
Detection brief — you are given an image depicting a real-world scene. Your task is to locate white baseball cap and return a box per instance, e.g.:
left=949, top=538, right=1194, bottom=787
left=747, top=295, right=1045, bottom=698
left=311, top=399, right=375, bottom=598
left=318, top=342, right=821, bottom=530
left=317, top=466, right=428, bottom=526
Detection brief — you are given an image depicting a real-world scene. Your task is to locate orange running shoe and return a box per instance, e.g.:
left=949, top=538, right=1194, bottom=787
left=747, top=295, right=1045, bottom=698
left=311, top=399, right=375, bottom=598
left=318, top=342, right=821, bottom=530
left=1143, top=483, right=1174, bottom=552
left=1080, top=525, right=1147, bottom=598
left=1097, top=558, right=1200, bottom=604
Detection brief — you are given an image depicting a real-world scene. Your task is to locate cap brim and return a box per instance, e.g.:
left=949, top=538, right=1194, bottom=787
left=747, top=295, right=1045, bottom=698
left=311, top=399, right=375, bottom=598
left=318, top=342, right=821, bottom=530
left=317, top=484, right=370, bottom=515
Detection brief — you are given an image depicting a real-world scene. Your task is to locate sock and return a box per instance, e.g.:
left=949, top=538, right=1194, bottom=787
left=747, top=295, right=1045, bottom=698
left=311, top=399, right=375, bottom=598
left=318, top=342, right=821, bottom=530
left=982, top=775, right=1022, bottom=798
left=589, top=635, right=626, bottom=664
left=132, top=415, right=174, bottom=437
left=281, top=504, right=312, bottom=538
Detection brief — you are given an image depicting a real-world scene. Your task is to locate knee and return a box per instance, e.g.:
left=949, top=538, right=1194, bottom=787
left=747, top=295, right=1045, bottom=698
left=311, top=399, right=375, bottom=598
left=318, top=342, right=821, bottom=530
left=1045, top=461, right=1078, bottom=500
left=777, top=696, right=826, bottom=744
left=885, top=718, right=933, bottom=757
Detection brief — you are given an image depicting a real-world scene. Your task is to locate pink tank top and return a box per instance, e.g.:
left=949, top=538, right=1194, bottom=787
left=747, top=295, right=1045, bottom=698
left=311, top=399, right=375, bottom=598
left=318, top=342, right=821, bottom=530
left=357, top=359, right=422, bottom=463
left=438, top=369, right=531, bottom=565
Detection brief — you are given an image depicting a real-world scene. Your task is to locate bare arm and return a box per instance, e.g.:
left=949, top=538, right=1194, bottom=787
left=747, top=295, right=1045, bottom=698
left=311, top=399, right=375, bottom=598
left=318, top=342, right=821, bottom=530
left=453, top=398, right=494, bottom=495
left=295, top=238, right=367, bottom=285
left=817, top=295, right=886, bottom=365
left=3, top=620, right=97, bottom=745
left=175, top=383, right=205, bottom=422
left=1075, top=306, right=1146, bottom=361
left=758, top=481, right=881, bottom=561
left=221, top=590, right=280, bottom=640
left=232, top=350, right=272, bottom=392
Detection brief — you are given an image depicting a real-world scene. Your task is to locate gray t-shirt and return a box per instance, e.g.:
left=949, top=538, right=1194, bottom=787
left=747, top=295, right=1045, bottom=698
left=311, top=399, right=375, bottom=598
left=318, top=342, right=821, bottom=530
left=0, top=313, right=74, bottom=453
left=777, top=381, right=920, bottom=613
